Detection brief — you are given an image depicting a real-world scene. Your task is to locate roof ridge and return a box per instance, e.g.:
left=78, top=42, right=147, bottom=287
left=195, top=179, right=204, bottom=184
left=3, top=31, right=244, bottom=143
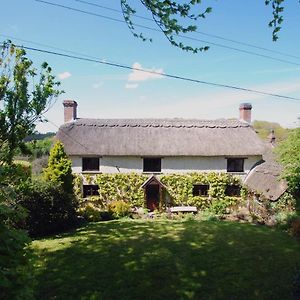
left=66, top=118, right=250, bottom=129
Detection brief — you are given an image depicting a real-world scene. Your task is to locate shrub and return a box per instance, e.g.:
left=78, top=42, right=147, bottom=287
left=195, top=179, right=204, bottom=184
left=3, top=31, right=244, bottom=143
left=78, top=202, right=113, bottom=222
left=43, top=141, right=74, bottom=195
left=14, top=160, right=32, bottom=179
left=78, top=203, right=102, bottom=222
left=17, top=180, right=78, bottom=237
left=271, top=192, right=296, bottom=213
left=289, top=216, right=300, bottom=238
left=275, top=211, right=297, bottom=227
left=108, top=200, right=131, bottom=218
left=0, top=165, right=35, bottom=299
left=0, top=221, right=35, bottom=300
left=196, top=210, right=220, bottom=222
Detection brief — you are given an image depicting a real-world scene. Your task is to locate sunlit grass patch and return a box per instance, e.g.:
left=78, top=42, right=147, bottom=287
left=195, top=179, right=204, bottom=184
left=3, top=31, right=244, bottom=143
left=31, top=220, right=300, bottom=300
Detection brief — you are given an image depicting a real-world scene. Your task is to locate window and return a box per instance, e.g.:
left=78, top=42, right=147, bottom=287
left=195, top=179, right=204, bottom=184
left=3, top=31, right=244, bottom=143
left=193, top=184, right=209, bottom=197
left=225, top=185, right=241, bottom=197
left=83, top=185, right=99, bottom=198
left=82, top=157, right=99, bottom=171
left=143, top=158, right=161, bottom=172
left=227, top=158, right=244, bottom=173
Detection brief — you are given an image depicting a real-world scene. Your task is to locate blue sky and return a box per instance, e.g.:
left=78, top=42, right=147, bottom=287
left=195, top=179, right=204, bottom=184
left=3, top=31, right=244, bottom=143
left=1, top=0, right=300, bottom=132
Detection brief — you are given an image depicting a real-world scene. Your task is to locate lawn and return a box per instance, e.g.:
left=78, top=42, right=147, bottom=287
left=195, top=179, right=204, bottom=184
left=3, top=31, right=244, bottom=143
left=31, top=219, right=300, bottom=300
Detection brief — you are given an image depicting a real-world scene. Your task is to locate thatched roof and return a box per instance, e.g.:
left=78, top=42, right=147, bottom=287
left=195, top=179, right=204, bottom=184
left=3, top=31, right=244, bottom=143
left=57, top=118, right=266, bottom=156
left=244, top=160, right=288, bottom=200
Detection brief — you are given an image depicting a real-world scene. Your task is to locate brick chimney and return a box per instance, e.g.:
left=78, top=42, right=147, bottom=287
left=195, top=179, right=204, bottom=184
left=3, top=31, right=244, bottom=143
left=239, top=103, right=252, bottom=123
left=63, top=100, right=77, bottom=123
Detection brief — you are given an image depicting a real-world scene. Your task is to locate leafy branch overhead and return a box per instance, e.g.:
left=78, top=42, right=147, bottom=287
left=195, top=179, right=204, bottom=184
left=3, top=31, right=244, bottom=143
left=121, top=0, right=298, bottom=52
left=0, top=41, right=63, bottom=164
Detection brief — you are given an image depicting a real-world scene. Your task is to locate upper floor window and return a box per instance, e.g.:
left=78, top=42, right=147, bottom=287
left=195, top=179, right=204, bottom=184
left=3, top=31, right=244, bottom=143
left=227, top=158, right=244, bottom=173
left=82, top=157, right=99, bottom=171
left=143, top=158, right=161, bottom=173
left=193, top=184, right=209, bottom=197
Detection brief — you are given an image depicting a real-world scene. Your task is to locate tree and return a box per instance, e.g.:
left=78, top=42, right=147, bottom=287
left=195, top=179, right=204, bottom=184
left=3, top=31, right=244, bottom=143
left=0, top=43, right=62, bottom=297
left=0, top=41, right=63, bottom=164
left=121, top=0, right=297, bottom=53
left=275, top=128, right=300, bottom=204
left=43, top=141, right=74, bottom=195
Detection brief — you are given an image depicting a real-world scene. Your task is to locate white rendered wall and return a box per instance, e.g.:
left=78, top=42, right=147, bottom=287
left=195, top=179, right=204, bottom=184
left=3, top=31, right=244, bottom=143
left=71, top=156, right=82, bottom=174
left=70, top=155, right=262, bottom=176
left=101, top=156, right=142, bottom=173
left=162, top=157, right=225, bottom=173
left=243, top=156, right=262, bottom=173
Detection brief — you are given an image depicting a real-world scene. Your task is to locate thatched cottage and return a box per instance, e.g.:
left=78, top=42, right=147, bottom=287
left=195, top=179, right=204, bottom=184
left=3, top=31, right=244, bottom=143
left=58, top=101, right=266, bottom=175
left=56, top=100, right=284, bottom=208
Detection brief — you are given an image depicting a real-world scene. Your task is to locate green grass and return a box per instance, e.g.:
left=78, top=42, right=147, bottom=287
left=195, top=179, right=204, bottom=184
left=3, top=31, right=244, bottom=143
left=31, top=220, right=300, bottom=300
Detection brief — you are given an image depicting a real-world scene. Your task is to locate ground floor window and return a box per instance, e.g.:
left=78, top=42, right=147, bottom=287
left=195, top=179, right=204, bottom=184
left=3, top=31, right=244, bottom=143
left=83, top=184, right=99, bottom=198
left=193, top=184, right=209, bottom=196
left=225, top=185, right=241, bottom=197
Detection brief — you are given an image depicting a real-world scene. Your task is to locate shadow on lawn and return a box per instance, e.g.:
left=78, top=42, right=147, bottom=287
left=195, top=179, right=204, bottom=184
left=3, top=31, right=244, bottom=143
left=32, top=220, right=300, bottom=300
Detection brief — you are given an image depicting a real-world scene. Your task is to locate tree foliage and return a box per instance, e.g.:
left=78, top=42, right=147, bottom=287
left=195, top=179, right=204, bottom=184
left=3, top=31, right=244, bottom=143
left=252, top=120, right=290, bottom=143
left=26, top=137, right=54, bottom=160
left=121, top=0, right=298, bottom=52
left=0, top=42, right=62, bottom=299
left=275, top=128, right=300, bottom=200
left=0, top=165, right=35, bottom=300
left=43, top=141, right=74, bottom=194
left=0, top=41, right=63, bottom=164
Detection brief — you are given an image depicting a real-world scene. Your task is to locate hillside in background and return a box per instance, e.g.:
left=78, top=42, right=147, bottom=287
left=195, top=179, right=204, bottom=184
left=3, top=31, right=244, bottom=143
left=24, top=132, right=56, bottom=142
left=252, top=120, right=291, bottom=143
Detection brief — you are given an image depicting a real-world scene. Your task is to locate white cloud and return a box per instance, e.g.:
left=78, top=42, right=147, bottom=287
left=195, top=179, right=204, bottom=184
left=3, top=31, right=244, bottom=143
left=58, top=71, right=72, bottom=80
left=125, top=83, right=138, bottom=89
left=128, top=62, right=164, bottom=82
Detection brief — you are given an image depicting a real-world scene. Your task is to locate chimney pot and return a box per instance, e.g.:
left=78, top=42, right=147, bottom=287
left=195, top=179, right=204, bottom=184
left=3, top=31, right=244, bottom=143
left=63, top=100, right=77, bottom=123
left=239, top=103, right=252, bottom=123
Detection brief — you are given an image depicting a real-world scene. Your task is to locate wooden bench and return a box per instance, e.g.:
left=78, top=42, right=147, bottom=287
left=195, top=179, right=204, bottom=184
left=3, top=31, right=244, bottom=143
left=169, top=206, right=197, bottom=213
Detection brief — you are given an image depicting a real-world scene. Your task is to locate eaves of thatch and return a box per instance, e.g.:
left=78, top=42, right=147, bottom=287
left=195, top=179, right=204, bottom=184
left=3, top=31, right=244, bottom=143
left=244, top=160, right=288, bottom=201
left=57, top=118, right=266, bottom=157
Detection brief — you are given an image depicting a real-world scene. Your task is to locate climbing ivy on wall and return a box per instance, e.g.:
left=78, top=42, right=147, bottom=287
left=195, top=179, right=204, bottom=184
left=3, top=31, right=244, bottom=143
left=75, top=172, right=245, bottom=214
left=95, top=173, right=148, bottom=207
left=160, top=172, right=244, bottom=214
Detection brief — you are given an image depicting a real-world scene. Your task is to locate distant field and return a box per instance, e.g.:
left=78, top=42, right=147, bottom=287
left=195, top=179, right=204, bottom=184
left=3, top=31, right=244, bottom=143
left=31, top=220, right=300, bottom=300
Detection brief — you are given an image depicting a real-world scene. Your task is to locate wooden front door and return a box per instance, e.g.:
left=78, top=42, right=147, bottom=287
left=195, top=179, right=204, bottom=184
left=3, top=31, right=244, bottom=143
left=146, top=185, right=160, bottom=211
